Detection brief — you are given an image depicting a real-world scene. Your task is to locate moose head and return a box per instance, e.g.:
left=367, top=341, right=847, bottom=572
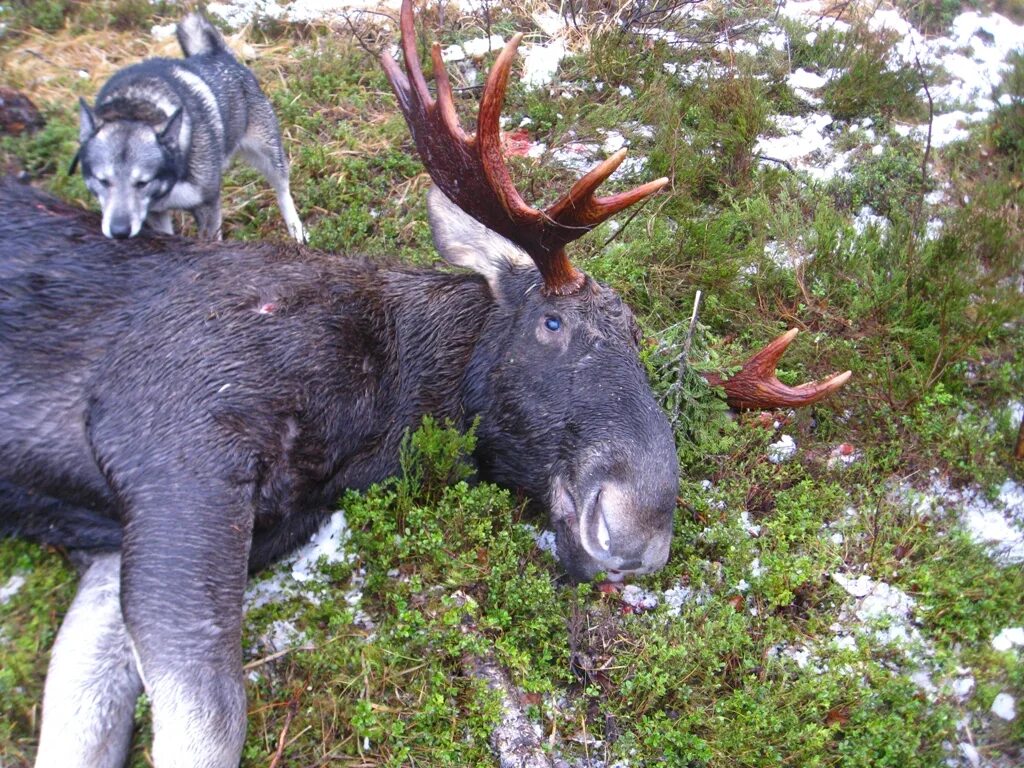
left=379, top=0, right=848, bottom=579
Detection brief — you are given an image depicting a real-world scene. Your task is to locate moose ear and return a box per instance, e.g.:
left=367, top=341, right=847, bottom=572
left=426, top=185, right=534, bottom=298
left=158, top=108, right=185, bottom=149
left=78, top=98, right=97, bottom=144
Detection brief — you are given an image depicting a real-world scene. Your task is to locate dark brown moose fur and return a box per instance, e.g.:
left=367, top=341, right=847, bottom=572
left=0, top=177, right=677, bottom=766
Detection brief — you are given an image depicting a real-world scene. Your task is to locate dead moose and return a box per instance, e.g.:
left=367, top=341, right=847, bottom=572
left=0, top=2, right=849, bottom=766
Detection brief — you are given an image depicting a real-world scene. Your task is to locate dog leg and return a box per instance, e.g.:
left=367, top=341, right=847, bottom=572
left=239, top=134, right=305, bottom=243
left=35, top=552, right=142, bottom=768
left=146, top=210, right=174, bottom=235
left=274, top=177, right=305, bottom=244
left=193, top=200, right=223, bottom=240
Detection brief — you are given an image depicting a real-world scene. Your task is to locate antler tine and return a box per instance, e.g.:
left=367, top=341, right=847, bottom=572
left=382, top=0, right=669, bottom=295
left=549, top=150, right=669, bottom=226
left=704, top=329, right=852, bottom=411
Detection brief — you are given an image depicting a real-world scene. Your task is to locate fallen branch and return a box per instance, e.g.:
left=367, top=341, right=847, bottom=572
left=452, top=591, right=555, bottom=768
left=463, top=654, right=555, bottom=768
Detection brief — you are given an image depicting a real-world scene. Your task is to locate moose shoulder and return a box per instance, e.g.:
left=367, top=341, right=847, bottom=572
left=0, top=1, right=848, bottom=765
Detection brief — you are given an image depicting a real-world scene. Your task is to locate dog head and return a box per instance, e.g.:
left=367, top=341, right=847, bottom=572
left=75, top=99, right=183, bottom=239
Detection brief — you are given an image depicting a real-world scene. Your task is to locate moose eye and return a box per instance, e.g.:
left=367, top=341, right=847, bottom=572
left=544, top=316, right=562, bottom=332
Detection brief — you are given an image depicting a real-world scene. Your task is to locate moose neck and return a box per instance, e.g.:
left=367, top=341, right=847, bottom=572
left=377, top=267, right=505, bottom=433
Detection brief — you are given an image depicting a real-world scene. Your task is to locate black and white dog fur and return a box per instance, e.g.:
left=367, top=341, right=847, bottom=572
left=75, top=13, right=304, bottom=241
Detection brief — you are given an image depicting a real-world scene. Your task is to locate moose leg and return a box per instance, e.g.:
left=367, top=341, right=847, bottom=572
left=119, top=487, right=253, bottom=767
left=35, top=552, right=142, bottom=768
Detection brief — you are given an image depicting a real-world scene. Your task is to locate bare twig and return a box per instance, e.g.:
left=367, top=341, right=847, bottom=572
left=680, top=289, right=702, bottom=373
left=754, top=153, right=795, bottom=172
left=243, top=643, right=316, bottom=672
left=267, top=698, right=300, bottom=768
left=906, top=43, right=935, bottom=300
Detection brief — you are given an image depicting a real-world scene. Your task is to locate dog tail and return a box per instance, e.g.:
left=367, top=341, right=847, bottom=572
left=176, top=13, right=229, bottom=58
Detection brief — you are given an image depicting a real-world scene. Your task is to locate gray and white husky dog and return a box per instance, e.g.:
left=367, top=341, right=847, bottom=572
left=73, top=13, right=304, bottom=241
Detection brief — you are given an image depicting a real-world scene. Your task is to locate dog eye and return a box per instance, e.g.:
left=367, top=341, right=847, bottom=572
left=134, top=180, right=149, bottom=189
left=544, top=316, right=562, bottom=332
left=98, top=179, right=111, bottom=188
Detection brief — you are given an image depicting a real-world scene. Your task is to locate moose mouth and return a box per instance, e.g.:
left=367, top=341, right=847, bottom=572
left=549, top=476, right=670, bottom=582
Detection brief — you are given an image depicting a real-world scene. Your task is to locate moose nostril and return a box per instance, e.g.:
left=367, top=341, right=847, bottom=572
left=596, top=499, right=611, bottom=551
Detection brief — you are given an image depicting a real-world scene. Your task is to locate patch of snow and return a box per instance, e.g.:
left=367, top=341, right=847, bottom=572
left=785, top=645, right=812, bottom=669
left=441, top=44, right=466, bottom=63
left=151, top=22, right=177, bottom=39
left=960, top=480, right=1024, bottom=564
left=958, top=742, right=981, bottom=768
left=266, top=619, right=304, bottom=653
left=1008, top=400, right=1024, bottom=425
left=462, top=35, right=504, bottom=58
left=952, top=675, right=975, bottom=702
left=664, top=60, right=731, bottom=86
left=245, top=510, right=352, bottom=609
left=0, top=573, right=26, bottom=605
left=206, top=0, right=282, bottom=27
left=925, top=218, right=944, bottom=240
left=611, top=154, right=649, bottom=180
left=521, top=37, right=569, bottom=91
left=992, top=626, right=1024, bottom=652
left=635, top=124, right=656, bottom=140
left=739, top=510, right=762, bottom=536
left=290, top=511, right=350, bottom=582
left=531, top=8, right=565, bottom=38
left=601, top=130, right=627, bottom=154
left=911, top=668, right=938, bottom=695
left=768, top=4, right=1024, bottom=178
left=551, top=142, right=601, bottom=174
left=788, top=67, right=828, bottom=104
left=754, top=112, right=854, bottom=180
left=991, top=692, right=1017, bottom=720
left=767, top=434, right=797, bottom=463
left=663, top=584, right=693, bottom=617
left=853, top=206, right=889, bottom=236
left=536, top=530, right=557, bottom=554
left=832, top=572, right=928, bottom=655
left=621, top=584, right=660, bottom=611
left=832, top=633, right=857, bottom=651
left=635, top=27, right=685, bottom=47
left=764, top=241, right=805, bottom=269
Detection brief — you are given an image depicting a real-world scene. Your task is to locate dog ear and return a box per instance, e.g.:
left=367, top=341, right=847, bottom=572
left=78, top=98, right=97, bottom=144
left=158, top=108, right=184, bottom=150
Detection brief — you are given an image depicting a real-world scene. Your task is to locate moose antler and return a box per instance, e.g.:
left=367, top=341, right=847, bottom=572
left=380, top=0, right=669, bottom=296
left=704, top=329, right=852, bottom=410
